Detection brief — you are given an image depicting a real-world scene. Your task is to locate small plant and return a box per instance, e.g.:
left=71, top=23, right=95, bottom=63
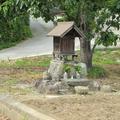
left=88, top=65, right=106, bottom=79
left=64, top=64, right=71, bottom=73
left=75, top=65, right=81, bottom=74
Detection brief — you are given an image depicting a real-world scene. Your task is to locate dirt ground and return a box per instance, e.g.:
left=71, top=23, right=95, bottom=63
left=102, top=65, right=120, bottom=90
left=0, top=56, right=120, bottom=120
left=20, top=64, right=120, bottom=120
left=23, top=93, right=120, bottom=120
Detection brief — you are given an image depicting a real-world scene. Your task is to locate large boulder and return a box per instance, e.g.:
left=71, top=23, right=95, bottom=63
left=48, top=60, right=64, bottom=81
left=36, top=80, right=70, bottom=94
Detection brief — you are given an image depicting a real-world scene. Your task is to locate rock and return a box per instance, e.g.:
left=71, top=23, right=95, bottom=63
left=66, top=79, right=91, bottom=86
left=32, top=79, right=42, bottom=88
left=75, top=86, right=89, bottom=95
left=101, top=85, right=112, bottom=93
left=79, top=63, right=87, bottom=77
left=47, top=83, right=60, bottom=94
left=36, top=80, right=70, bottom=94
left=48, top=60, right=64, bottom=81
left=89, top=81, right=101, bottom=91
left=37, top=80, right=48, bottom=93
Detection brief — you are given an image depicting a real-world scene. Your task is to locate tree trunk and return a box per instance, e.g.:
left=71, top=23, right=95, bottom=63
left=80, top=37, right=92, bottom=71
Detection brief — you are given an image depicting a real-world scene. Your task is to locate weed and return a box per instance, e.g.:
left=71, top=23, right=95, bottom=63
left=88, top=65, right=106, bottom=79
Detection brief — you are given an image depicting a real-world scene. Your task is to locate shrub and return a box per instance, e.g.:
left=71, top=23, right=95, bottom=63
left=0, top=13, right=32, bottom=50
left=88, top=66, right=106, bottom=79
left=74, top=65, right=81, bottom=74
left=63, top=64, right=71, bottom=73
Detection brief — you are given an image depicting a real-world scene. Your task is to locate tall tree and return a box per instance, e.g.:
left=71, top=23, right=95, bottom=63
left=1, top=0, right=120, bottom=70
left=51, top=0, right=120, bottom=70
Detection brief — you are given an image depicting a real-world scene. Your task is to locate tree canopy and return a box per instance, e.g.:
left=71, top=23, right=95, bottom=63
left=1, top=0, right=119, bottom=47
left=0, top=0, right=32, bottom=49
left=0, top=0, right=120, bottom=69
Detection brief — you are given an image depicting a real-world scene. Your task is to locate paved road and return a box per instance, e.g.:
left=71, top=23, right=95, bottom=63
left=0, top=18, right=54, bottom=60
left=0, top=18, right=119, bottom=60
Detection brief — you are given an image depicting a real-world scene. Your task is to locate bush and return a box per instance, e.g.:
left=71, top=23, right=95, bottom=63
left=88, top=66, right=106, bottom=79
left=74, top=65, right=81, bottom=74
left=63, top=64, right=72, bottom=73
left=0, top=13, right=32, bottom=50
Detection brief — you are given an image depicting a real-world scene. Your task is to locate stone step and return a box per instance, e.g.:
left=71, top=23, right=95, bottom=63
left=65, top=79, right=91, bottom=86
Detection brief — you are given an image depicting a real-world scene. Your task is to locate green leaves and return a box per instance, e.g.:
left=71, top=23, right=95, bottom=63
left=99, top=31, right=119, bottom=47
left=0, top=0, right=120, bottom=49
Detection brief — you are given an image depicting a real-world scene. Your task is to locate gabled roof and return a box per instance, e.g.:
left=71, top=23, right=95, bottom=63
left=47, top=22, right=82, bottom=38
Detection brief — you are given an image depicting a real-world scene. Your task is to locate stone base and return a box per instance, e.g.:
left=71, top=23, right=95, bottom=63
left=34, top=80, right=71, bottom=94
left=65, top=79, right=91, bottom=87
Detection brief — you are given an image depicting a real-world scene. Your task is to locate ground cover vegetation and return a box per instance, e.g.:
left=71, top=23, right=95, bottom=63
left=0, top=49, right=119, bottom=94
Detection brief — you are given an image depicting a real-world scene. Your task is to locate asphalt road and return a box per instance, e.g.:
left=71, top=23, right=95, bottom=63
left=0, top=18, right=119, bottom=60
left=0, top=18, right=54, bottom=60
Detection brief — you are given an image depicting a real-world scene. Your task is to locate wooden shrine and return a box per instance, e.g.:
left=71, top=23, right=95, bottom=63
left=47, top=22, right=82, bottom=60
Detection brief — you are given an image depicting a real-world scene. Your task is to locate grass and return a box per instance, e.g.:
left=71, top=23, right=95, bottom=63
left=0, top=55, right=51, bottom=68
left=88, top=65, right=106, bottom=78
left=0, top=48, right=120, bottom=94
left=0, top=55, right=51, bottom=95
left=0, top=85, right=33, bottom=95
left=93, top=49, right=120, bottom=65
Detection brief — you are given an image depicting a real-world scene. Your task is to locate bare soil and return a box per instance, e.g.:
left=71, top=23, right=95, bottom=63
left=21, top=64, right=120, bottom=120
left=0, top=61, right=120, bottom=120
left=23, top=93, right=120, bottom=120
left=102, top=64, right=120, bottom=90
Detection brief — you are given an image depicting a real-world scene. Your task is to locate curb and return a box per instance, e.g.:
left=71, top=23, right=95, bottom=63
left=0, top=95, right=56, bottom=120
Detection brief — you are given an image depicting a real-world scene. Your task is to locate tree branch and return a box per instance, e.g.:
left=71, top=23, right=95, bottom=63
left=92, top=41, right=98, bottom=53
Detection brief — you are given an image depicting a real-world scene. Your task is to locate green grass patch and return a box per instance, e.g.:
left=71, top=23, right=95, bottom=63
left=88, top=65, right=106, bottom=79
left=0, top=56, right=51, bottom=68
left=93, top=49, right=120, bottom=65
left=3, top=79, right=20, bottom=85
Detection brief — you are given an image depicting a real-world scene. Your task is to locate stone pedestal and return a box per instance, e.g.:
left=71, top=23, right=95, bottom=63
left=48, top=60, right=64, bottom=81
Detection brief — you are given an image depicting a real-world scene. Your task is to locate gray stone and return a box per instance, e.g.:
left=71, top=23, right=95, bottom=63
left=32, top=79, right=42, bottom=88
left=48, top=60, right=64, bottom=81
left=101, top=85, right=112, bottom=93
left=66, top=79, right=91, bottom=86
left=47, top=83, right=60, bottom=94
left=47, top=81, right=70, bottom=94
left=89, top=81, right=101, bottom=91
left=37, top=80, right=48, bottom=93
left=80, top=63, right=87, bottom=77
left=75, top=86, right=89, bottom=94
left=36, top=79, right=70, bottom=94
